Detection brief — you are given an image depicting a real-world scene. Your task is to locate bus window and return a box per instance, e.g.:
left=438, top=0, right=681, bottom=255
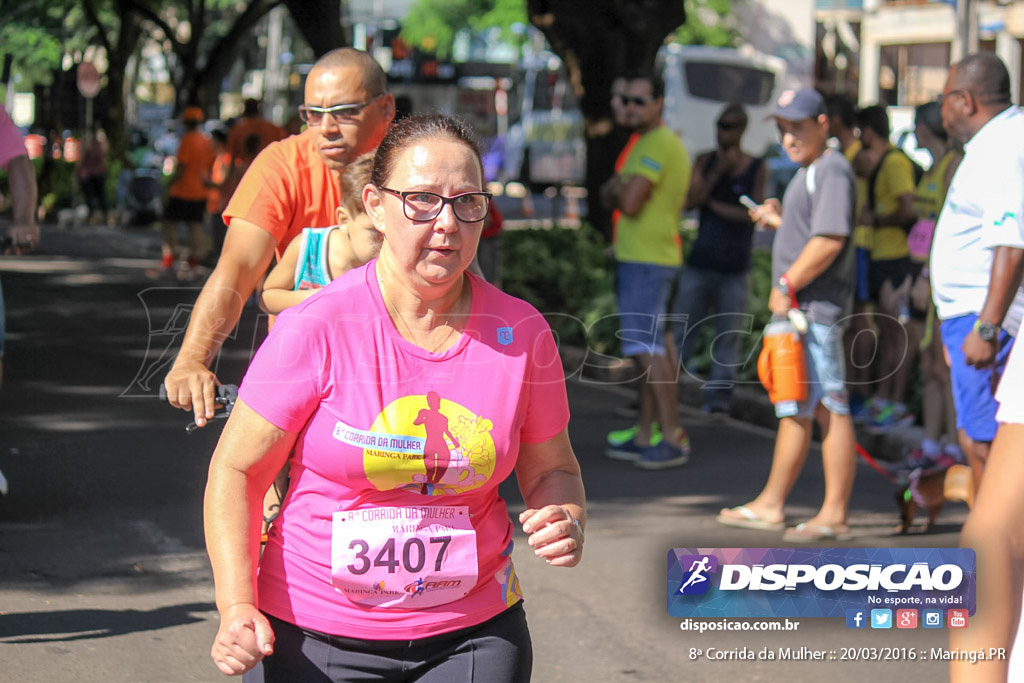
left=684, top=61, right=777, bottom=105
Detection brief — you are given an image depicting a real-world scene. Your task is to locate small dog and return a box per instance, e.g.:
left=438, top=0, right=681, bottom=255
left=895, top=463, right=974, bottom=534
left=56, top=204, right=90, bottom=230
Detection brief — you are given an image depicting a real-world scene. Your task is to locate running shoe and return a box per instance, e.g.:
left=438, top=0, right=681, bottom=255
left=867, top=403, right=914, bottom=434
left=605, top=437, right=647, bottom=462
left=852, top=397, right=886, bottom=425
left=606, top=422, right=661, bottom=448
left=634, top=439, right=690, bottom=470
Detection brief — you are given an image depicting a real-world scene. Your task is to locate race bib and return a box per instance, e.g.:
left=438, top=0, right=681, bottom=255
left=331, top=505, right=478, bottom=609
left=907, top=218, right=935, bottom=262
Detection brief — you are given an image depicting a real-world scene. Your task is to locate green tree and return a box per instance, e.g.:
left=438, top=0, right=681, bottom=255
left=401, top=0, right=527, bottom=60
left=675, top=0, right=741, bottom=47
left=527, top=0, right=686, bottom=240
left=0, top=0, right=332, bottom=161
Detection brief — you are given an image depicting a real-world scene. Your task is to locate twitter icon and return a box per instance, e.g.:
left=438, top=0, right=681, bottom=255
left=871, top=609, right=893, bottom=629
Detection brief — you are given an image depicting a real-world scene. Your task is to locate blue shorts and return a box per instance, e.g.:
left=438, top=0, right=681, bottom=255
left=247, top=603, right=531, bottom=683
left=616, top=261, right=678, bottom=357
left=776, top=321, right=850, bottom=419
left=941, top=314, right=1014, bottom=442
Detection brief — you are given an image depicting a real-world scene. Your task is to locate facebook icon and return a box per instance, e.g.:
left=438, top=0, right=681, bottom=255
left=845, top=609, right=867, bottom=629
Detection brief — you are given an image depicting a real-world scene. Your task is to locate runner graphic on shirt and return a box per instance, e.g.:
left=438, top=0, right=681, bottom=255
left=335, top=394, right=496, bottom=495
left=414, top=391, right=460, bottom=495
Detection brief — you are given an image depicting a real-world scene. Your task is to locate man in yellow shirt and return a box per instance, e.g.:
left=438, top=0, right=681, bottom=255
left=600, top=72, right=692, bottom=470
left=855, top=104, right=918, bottom=432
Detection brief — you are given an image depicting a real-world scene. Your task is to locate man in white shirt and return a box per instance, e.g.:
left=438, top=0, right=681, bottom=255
left=944, top=53, right=1024, bottom=683
left=929, top=51, right=1024, bottom=497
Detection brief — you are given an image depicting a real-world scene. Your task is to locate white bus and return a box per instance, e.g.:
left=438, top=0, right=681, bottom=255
left=658, top=44, right=787, bottom=161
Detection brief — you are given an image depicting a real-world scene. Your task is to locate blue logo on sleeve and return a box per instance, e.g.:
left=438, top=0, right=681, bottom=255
left=845, top=609, right=866, bottom=629
left=497, top=327, right=513, bottom=346
left=870, top=609, right=892, bottom=629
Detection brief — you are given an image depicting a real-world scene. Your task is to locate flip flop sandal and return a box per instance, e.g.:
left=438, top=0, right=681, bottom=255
left=716, top=505, right=785, bottom=531
left=783, top=522, right=851, bottom=543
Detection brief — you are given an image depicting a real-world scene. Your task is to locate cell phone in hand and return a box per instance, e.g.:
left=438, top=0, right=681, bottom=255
left=739, top=195, right=759, bottom=211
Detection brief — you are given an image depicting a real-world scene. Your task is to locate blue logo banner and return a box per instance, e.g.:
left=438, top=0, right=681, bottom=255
left=667, top=548, right=976, bottom=618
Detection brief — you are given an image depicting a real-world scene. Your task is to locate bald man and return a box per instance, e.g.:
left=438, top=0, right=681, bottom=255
left=929, top=51, right=1024, bottom=492
left=164, top=49, right=395, bottom=424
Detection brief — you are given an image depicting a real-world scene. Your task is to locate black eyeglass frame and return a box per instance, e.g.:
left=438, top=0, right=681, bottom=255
left=298, top=94, right=385, bottom=125
left=377, top=187, right=493, bottom=223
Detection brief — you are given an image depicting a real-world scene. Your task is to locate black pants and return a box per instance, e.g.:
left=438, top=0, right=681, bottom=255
left=246, top=602, right=532, bottom=683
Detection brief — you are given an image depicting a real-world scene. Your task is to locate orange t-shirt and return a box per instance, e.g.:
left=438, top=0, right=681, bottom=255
left=227, top=116, right=286, bottom=161
left=207, top=151, right=232, bottom=214
left=170, top=131, right=214, bottom=201
left=223, top=129, right=341, bottom=257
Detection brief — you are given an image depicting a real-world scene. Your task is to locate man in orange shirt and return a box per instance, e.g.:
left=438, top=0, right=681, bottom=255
left=151, top=107, right=214, bottom=278
left=227, top=98, right=285, bottom=166
left=163, top=48, right=395, bottom=425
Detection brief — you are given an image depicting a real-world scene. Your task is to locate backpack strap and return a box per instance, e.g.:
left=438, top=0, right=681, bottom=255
left=867, top=147, right=896, bottom=212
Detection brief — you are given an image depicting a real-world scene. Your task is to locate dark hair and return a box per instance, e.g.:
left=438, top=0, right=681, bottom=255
left=341, top=152, right=375, bottom=216
left=243, top=133, right=261, bottom=156
left=955, top=51, right=1012, bottom=105
left=210, top=127, right=228, bottom=144
left=856, top=104, right=890, bottom=138
left=824, top=93, right=857, bottom=130
left=370, top=113, right=483, bottom=188
left=914, top=101, right=947, bottom=141
left=718, top=102, right=748, bottom=127
left=623, top=71, right=665, bottom=100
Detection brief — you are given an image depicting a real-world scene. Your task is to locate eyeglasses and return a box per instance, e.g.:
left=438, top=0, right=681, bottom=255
left=614, top=94, right=655, bottom=107
left=377, top=187, right=492, bottom=223
left=298, top=95, right=385, bottom=126
left=717, top=120, right=743, bottom=131
left=936, top=89, right=968, bottom=107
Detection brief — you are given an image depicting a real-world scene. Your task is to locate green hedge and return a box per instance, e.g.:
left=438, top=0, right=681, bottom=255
left=501, top=223, right=774, bottom=382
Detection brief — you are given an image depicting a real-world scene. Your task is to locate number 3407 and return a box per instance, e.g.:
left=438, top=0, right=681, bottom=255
left=346, top=536, right=452, bottom=575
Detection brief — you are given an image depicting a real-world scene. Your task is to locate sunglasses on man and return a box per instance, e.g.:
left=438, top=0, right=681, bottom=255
left=298, top=94, right=385, bottom=126
left=613, top=94, right=655, bottom=107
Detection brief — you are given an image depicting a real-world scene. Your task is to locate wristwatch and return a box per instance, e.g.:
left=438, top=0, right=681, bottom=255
left=974, top=320, right=999, bottom=343
left=777, top=275, right=791, bottom=297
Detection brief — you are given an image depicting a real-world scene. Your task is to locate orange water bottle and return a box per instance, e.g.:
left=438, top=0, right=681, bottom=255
left=757, top=316, right=808, bottom=406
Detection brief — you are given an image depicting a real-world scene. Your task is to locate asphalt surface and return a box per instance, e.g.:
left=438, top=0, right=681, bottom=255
left=0, top=221, right=973, bottom=682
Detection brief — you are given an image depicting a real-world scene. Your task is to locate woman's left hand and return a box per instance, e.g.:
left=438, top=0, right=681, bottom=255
left=519, top=505, right=584, bottom=567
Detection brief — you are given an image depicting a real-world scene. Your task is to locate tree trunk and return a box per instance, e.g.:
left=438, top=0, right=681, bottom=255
left=526, top=0, right=685, bottom=242
left=283, top=0, right=346, bottom=57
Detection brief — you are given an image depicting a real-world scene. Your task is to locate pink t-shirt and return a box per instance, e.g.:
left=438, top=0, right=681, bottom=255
left=238, top=261, right=570, bottom=639
left=0, top=107, right=28, bottom=169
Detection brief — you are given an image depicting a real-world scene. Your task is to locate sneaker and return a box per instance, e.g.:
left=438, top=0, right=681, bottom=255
left=606, top=437, right=647, bottom=462
left=852, top=398, right=886, bottom=425
left=606, top=423, right=661, bottom=448
left=867, top=404, right=915, bottom=434
left=634, top=439, right=690, bottom=470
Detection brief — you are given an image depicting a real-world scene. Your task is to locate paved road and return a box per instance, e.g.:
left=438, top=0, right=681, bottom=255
left=0, top=223, right=969, bottom=681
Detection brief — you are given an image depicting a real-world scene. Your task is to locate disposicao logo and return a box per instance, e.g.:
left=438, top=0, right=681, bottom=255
left=667, top=548, right=976, bottom=619
left=676, top=555, right=718, bottom=596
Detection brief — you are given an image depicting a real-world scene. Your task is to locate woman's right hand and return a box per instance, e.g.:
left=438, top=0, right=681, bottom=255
left=210, top=603, right=275, bottom=676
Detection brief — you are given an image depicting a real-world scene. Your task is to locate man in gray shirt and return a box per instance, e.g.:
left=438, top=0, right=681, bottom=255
left=717, top=88, right=857, bottom=543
